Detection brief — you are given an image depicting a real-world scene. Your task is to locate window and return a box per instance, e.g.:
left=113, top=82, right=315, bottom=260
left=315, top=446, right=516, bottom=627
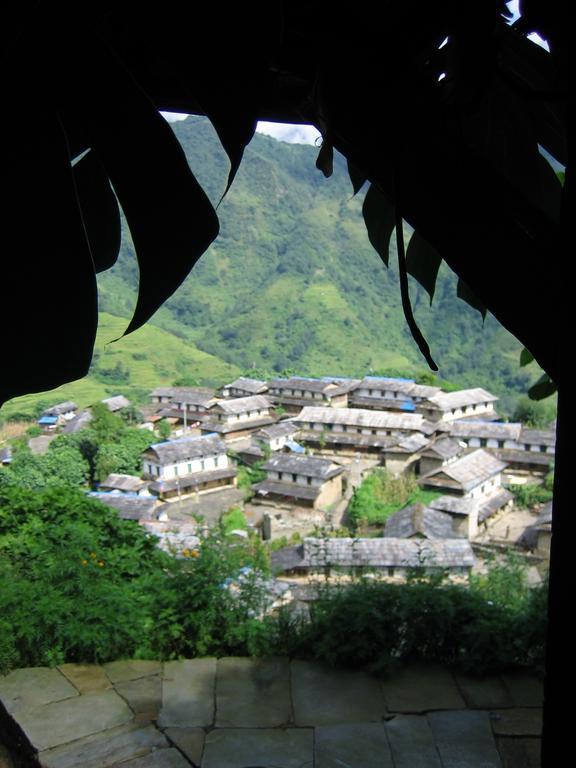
left=292, top=473, right=297, bottom=482
left=174, top=466, right=179, bottom=476
left=540, top=445, right=547, bottom=453
left=498, top=440, right=504, bottom=449
left=187, top=463, right=192, bottom=473
left=215, top=456, right=219, bottom=466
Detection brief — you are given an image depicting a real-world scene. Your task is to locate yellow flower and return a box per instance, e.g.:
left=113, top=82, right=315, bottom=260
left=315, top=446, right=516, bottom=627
left=98, top=561, right=105, bottom=567
left=90, top=552, right=97, bottom=559
left=81, top=560, right=88, bottom=566
left=191, top=550, right=199, bottom=558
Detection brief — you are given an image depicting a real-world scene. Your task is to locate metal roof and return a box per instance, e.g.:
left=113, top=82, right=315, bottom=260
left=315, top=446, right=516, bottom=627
left=225, top=377, right=268, bottom=393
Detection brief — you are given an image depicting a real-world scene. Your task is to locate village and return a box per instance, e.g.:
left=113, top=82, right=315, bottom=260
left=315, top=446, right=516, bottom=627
left=6, top=374, right=553, bottom=604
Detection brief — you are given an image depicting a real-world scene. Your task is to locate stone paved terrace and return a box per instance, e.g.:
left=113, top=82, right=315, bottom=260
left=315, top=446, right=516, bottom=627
left=0, top=658, right=543, bottom=767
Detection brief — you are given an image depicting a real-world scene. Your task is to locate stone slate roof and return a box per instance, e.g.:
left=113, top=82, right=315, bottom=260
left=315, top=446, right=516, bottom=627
left=299, top=431, right=399, bottom=449
left=422, top=437, right=465, bottom=460
left=384, top=504, right=460, bottom=539
left=61, top=409, right=93, bottom=434
left=492, top=449, right=553, bottom=467
left=355, top=378, right=441, bottom=400
left=449, top=421, right=522, bottom=441
left=425, top=388, right=498, bottom=411
left=261, top=453, right=344, bottom=479
left=386, top=433, right=431, bottom=454
left=272, top=537, right=475, bottom=571
left=429, top=495, right=479, bottom=517
left=102, top=395, right=131, bottom=411
left=536, top=501, right=553, bottom=527
left=225, top=377, right=268, bottom=394
left=211, top=395, right=271, bottom=414
left=144, top=434, right=227, bottom=464
left=268, top=377, right=350, bottom=396
left=151, top=387, right=215, bottom=405
left=100, top=474, right=149, bottom=493
left=90, top=493, right=159, bottom=521
left=254, top=480, right=320, bottom=502
left=519, top=428, right=556, bottom=448
left=42, top=401, right=77, bottom=416
left=149, top=467, right=237, bottom=494
left=254, top=421, right=299, bottom=440
left=201, top=416, right=276, bottom=434
left=293, top=406, right=425, bottom=432
left=420, top=449, right=507, bottom=493
left=477, top=488, right=514, bottom=523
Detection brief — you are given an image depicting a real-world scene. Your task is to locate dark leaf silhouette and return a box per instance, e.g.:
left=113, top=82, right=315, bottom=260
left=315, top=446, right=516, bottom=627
left=457, top=279, right=488, bottom=321
left=362, top=184, right=395, bottom=267
left=316, top=138, right=334, bottom=178
left=406, top=231, right=443, bottom=304
left=347, top=159, right=368, bottom=196
left=395, top=214, right=438, bottom=371
left=72, top=150, right=121, bottom=273
left=520, top=347, right=535, bottom=367
left=529, top=373, right=558, bottom=401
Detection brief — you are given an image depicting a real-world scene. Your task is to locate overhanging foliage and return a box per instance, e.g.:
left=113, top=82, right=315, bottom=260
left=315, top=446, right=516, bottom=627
left=1, top=1, right=567, bottom=403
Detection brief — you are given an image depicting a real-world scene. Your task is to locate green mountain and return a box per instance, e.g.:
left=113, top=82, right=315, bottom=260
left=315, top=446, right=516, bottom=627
left=3, top=115, right=543, bottom=420
left=99, top=116, right=539, bottom=409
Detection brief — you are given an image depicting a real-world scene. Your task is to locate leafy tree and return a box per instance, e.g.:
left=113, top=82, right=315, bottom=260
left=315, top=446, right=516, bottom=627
left=156, top=419, right=172, bottom=441
left=512, top=396, right=557, bottom=428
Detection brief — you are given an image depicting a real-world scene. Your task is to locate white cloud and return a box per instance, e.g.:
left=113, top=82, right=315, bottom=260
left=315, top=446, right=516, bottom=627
left=160, top=112, right=189, bottom=122
left=256, top=122, right=321, bottom=145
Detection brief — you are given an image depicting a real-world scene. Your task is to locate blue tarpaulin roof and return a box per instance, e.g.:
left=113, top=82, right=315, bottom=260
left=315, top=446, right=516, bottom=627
left=38, top=415, right=58, bottom=425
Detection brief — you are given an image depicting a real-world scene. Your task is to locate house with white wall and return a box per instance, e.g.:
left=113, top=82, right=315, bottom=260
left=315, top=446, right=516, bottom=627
left=142, top=434, right=236, bottom=500
left=349, top=377, right=441, bottom=412
left=253, top=453, right=344, bottom=509
left=416, top=388, right=499, bottom=423
left=200, top=395, right=276, bottom=442
left=267, top=377, right=357, bottom=413
left=291, top=406, right=436, bottom=456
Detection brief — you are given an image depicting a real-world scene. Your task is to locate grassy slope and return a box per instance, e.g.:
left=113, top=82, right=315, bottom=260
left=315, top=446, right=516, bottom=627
left=1, top=313, right=241, bottom=419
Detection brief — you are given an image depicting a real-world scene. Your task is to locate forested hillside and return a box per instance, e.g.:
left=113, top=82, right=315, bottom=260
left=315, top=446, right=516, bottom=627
left=100, top=117, right=539, bottom=404
left=4, top=115, right=544, bottom=419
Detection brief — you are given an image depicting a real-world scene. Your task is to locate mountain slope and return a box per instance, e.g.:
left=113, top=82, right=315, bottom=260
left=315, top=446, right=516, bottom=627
left=98, top=116, right=536, bottom=403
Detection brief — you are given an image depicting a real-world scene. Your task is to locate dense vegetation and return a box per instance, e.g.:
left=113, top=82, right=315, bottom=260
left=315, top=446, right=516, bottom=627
left=0, top=485, right=546, bottom=677
left=347, top=470, right=441, bottom=531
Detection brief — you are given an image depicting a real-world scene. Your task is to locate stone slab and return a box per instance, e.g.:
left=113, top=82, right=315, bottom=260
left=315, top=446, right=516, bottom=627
left=381, top=664, right=466, bottom=713
left=315, top=722, right=393, bottom=768
left=57, top=663, right=112, bottom=693
left=164, top=728, right=205, bottom=766
left=454, top=674, right=513, bottom=709
left=496, top=737, right=542, bottom=768
left=115, top=748, right=192, bottom=767
left=490, top=708, right=543, bottom=737
left=158, top=659, right=216, bottom=728
left=104, top=660, right=162, bottom=684
left=385, top=714, right=443, bottom=768
left=0, top=668, right=78, bottom=715
left=500, top=673, right=544, bottom=708
left=16, top=689, right=133, bottom=752
left=39, top=723, right=168, bottom=768
left=202, top=728, right=314, bottom=768
left=291, top=660, right=387, bottom=725
left=215, top=656, right=291, bottom=727
left=428, top=710, right=502, bottom=768
left=115, top=675, right=162, bottom=720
